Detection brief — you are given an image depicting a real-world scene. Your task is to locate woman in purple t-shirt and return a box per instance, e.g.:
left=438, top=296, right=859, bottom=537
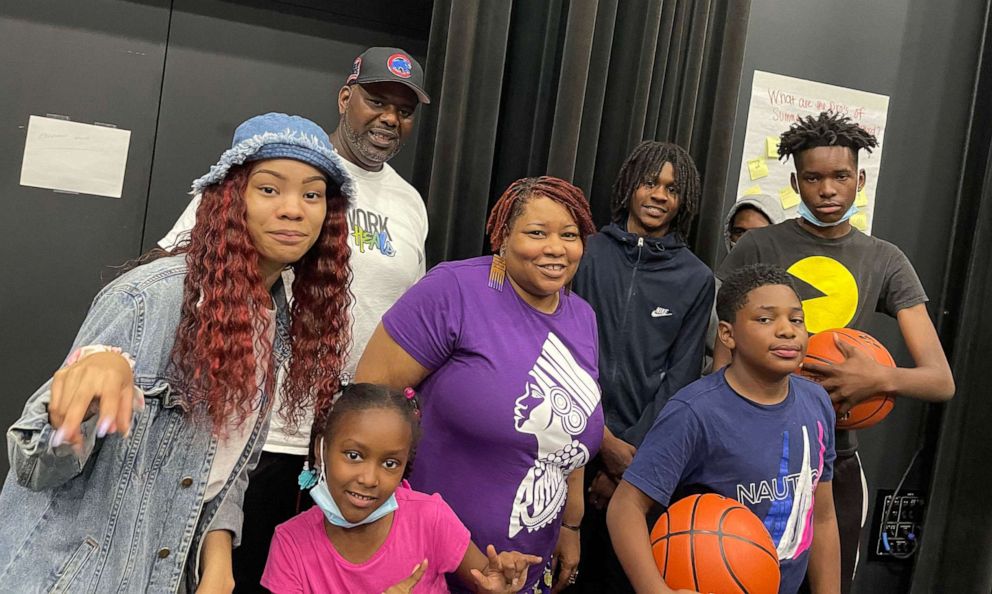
left=356, top=177, right=604, bottom=593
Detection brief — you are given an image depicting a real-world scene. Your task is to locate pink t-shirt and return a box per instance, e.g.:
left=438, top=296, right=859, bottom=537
left=261, top=485, right=471, bottom=593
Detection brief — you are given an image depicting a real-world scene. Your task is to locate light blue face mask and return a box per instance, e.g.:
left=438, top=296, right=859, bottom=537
left=797, top=199, right=859, bottom=228
left=309, top=441, right=399, bottom=529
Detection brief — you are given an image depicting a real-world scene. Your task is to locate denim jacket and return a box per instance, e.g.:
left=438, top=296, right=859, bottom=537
left=0, top=255, right=281, bottom=593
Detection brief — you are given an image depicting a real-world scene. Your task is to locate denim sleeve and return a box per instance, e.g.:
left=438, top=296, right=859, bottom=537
left=207, top=414, right=269, bottom=549
left=7, top=288, right=140, bottom=491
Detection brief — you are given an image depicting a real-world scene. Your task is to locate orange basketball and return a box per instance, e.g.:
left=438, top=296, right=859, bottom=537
left=651, top=493, right=780, bottom=594
left=800, top=328, right=896, bottom=429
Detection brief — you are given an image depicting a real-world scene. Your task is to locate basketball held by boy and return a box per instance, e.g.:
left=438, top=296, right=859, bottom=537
left=607, top=264, right=840, bottom=594
left=262, top=383, right=542, bottom=593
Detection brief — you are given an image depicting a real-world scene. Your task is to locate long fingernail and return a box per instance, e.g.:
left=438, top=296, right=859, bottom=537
left=97, top=418, right=112, bottom=438
left=51, top=428, right=66, bottom=447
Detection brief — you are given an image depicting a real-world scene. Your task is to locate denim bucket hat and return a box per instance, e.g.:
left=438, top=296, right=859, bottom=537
left=190, top=112, right=355, bottom=204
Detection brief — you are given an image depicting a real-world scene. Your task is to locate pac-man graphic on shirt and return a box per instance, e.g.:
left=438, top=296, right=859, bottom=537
left=787, top=256, right=859, bottom=333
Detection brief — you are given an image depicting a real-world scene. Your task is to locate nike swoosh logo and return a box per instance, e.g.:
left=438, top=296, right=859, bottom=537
left=651, top=308, right=673, bottom=318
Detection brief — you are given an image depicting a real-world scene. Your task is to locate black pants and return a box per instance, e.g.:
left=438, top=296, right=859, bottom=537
left=574, top=503, right=636, bottom=594
left=799, top=451, right=865, bottom=594
left=233, top=451, right=313, bottom=594
left=573, top=459, right=658, bottom=594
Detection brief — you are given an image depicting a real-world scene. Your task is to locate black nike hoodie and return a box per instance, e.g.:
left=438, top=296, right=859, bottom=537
left=572, top=222, right=715, bottom=446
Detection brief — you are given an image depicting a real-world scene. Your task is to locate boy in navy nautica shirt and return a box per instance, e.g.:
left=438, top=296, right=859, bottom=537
left=607, top=263, right=840, bottom=594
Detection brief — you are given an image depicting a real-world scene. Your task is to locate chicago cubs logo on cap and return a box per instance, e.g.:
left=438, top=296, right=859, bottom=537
left=387, top=53, right=413, bottom=78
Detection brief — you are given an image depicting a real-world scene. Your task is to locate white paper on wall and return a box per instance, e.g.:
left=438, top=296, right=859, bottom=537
left=20, top=115, right=131, bottom=199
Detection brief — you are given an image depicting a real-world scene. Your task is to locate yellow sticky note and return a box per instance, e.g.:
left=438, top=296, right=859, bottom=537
left=856, top=189, right=869, bottom=207
left=747, top=158, right=769, bottom=181
left=851, top=212, right=868, bottom=231
left=766, top=136, right=780, bottom=159
left=779, top=187, right=801, bottom=209
left=743, top=185, right=762, bottom=196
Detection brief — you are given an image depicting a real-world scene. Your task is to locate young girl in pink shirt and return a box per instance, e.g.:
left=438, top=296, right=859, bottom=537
left=262, top=383, right=541, bottom=593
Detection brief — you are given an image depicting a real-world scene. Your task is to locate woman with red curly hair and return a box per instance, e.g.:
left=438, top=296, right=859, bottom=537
left=356, top=177, right=604, bottom=593
left=0, top=113, right=353, bottom=593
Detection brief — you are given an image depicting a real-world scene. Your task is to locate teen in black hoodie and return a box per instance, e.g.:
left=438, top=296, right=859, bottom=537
left=571, top=141, right=714, bottom=593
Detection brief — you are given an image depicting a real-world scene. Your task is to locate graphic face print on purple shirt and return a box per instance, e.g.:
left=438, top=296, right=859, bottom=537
left=509, top=332, right=599, bottom=538
left=381, top=257, right=604, bottom=591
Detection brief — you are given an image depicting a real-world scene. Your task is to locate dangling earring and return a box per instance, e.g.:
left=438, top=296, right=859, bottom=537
left=298, top=461, right=318, bottom=490
left=298, top=437, right=321, bottom=490
left=489, top=246, right=506, bottom=292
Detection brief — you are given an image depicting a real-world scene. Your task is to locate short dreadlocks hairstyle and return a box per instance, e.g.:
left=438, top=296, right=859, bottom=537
left=778, top=111, right=879, bottom=167
left=717, top=263, right=799, bottom=323
left=485, top=176, right=597, bottom=253
left=609, top=141, right=701, bottom=240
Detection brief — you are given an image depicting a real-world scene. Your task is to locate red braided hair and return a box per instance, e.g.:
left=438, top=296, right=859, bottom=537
left=171, top=164, right=352, bottom=435
left=484, top=176, right=597, bottom=253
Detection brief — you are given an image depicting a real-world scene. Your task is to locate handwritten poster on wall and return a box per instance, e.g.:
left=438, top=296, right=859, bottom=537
left=736, top=71, right=889, bottom=235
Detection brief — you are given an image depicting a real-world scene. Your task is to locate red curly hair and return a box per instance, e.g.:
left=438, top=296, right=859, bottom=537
left=172, top=163, right=352, bottom=435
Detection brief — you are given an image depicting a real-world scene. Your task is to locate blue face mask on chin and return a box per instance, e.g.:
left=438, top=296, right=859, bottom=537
left=309, top=442, right=399, bottom=529
left=797, top=200, right=859, bottom=228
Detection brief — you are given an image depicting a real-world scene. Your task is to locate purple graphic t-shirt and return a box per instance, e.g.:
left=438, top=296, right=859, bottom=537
left=625, top=370, right=836, bottom=594
left=382, top=256, right=604, bottom=592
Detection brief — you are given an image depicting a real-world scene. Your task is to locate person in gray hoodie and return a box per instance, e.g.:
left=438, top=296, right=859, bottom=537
left=703, top=194, right=787, bottom=374
left=724, top=193, right=787, bottom=251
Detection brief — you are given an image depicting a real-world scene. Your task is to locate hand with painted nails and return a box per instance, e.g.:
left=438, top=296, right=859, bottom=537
left=49, top=350, right=135, bottom=449
left=384, top=559, right=427, bottom=594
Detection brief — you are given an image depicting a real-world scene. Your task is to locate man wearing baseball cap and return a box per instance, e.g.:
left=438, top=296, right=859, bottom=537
left=331, top=46, right=430, bottom=170
left=158, top=47, right=432, bottom=592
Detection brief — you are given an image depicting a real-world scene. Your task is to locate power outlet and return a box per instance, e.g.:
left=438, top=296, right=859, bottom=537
left=869, top=489, right=925, bottom=562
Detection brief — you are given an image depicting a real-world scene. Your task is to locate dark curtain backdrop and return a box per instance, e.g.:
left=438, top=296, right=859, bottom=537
left=911, top=5, right=992, bottom=591
left=412, top=0, right=751, bottom=266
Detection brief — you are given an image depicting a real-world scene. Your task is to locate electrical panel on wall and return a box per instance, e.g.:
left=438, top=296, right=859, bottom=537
left=869, top=489, right=926, bottom=562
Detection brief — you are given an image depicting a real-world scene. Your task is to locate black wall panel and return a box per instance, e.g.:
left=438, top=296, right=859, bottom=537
left=0, top=0, right=171, bottom=479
